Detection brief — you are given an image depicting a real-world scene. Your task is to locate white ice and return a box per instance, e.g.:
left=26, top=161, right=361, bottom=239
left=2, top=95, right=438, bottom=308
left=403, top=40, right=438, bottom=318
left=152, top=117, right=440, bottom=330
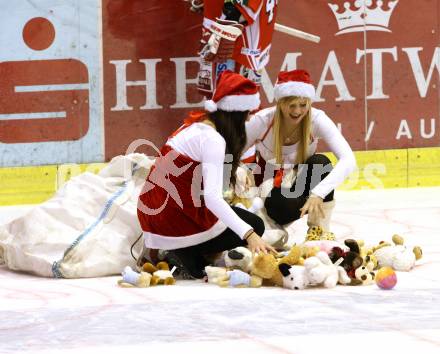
left=1, top=187, right=440, bottom=354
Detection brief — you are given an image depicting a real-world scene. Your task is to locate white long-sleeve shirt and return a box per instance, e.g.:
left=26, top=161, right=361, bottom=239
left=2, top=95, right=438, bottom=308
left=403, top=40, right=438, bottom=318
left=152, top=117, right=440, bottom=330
left=245, top=106, right=357, bottom=198
left=168, top=122, right=253, bottom=239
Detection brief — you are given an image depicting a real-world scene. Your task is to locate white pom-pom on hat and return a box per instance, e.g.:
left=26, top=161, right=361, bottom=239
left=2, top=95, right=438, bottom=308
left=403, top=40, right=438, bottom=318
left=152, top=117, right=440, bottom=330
left=204, top=100, right=218, bottom=112
left=205, top=70, right=260, bottom=113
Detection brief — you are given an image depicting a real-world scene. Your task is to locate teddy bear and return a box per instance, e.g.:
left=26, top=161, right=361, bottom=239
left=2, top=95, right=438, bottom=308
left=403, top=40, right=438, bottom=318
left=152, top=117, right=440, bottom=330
left=224, top=246, right=253, bottom=273
left=117, top=266, right=152, bottom=288
left=251, top=245, right=302, bottom=287
left=278, top=263, right=309, bottom=290
left=366, top=240, right=393, bottom=258
left=303, top=244, right=321, bottom=258
left=277, top=244, right=319, bottom=266
left=142, top=261, right=176, bottom=285
left=303, top=251, right=351, bottom=288
left=373, top=234, right=423, bottom=272
left=298, top=244, right=320, bottom=260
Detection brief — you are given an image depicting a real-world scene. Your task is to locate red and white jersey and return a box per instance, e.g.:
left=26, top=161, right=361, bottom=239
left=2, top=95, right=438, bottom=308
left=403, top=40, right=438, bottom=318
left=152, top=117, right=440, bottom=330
left=203, top=0, right=278, bottom=71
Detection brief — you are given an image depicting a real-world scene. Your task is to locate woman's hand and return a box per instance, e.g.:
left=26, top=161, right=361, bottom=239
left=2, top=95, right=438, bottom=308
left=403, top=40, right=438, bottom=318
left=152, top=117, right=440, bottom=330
left=300, top=194, right=325, bottom=218
left=246, top=232, right=277, bottom=255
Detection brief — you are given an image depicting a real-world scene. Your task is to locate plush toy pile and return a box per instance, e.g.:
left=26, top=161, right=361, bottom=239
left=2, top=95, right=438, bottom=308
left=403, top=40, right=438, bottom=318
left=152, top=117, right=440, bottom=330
left=202, top=231, right=423, bottom=290
left=195, top=165, right=416, bottom=290
left=115, top=162, right=423, bottom=290
left=116, top=231, right=422, bottom=290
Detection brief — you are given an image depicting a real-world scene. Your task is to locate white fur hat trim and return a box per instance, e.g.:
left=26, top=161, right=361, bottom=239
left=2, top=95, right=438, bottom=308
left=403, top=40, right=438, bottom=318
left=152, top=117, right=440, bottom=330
left=274, top=81, right=316, bottom=101
left=205, top=93, right=260, bottom=112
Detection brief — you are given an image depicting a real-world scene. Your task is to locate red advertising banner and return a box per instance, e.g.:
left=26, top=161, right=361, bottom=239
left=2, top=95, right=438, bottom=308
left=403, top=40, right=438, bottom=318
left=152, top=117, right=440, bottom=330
left=276, top=0, right=439, bottom=151
left=102, top=0, right=440, bottom=159
left=102, top=0, right=203, bottom=159
left=1, top=0, right=438, bottom=166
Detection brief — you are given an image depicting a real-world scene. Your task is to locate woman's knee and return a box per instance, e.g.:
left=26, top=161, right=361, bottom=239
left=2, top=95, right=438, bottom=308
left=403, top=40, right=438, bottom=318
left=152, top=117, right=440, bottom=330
left=264, top=192, right=302, bottom=225
left=267, top=207, right=300, bottom=226
left=264, top=188, right=286, bottom=216
left=303, top=154, right=333, bottom=185
left=306, top=153, right=332, bottom=167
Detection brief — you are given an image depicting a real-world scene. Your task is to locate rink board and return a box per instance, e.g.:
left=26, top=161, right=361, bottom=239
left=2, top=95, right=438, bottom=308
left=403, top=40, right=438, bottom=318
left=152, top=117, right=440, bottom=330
left=1, top=1, right=440, bottom=168
left=1, top=147, right=439, bottom=206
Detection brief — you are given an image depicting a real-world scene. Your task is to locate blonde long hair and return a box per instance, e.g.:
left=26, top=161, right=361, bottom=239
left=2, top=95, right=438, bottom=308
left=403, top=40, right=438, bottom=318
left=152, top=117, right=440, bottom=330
left=273, top=96, right=312, bottom=165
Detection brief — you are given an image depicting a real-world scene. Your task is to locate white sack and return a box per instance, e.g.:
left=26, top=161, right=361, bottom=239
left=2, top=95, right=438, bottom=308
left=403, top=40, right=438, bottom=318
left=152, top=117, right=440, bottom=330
left=0, top=153, right=154, bottom=278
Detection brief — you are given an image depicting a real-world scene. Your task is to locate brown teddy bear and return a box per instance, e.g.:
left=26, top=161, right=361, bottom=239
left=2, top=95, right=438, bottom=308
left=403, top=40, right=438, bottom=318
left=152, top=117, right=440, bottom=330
left=251, top=246, right=302, bottom=287
left=297, top=244, right=320, bottom=265
left=142, top=261, right=176, bottom=285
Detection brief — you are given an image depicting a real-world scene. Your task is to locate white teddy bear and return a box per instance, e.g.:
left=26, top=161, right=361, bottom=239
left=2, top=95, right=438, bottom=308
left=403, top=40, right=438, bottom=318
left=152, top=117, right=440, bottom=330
left=373, top=234, right=423, bottom=272
left=303, top=251, right=351, bottom=288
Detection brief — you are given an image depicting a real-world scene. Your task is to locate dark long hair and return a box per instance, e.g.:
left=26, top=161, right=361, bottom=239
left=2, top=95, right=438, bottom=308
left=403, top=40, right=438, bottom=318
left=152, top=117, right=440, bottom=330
left=209, top=110, right=249, bottom=187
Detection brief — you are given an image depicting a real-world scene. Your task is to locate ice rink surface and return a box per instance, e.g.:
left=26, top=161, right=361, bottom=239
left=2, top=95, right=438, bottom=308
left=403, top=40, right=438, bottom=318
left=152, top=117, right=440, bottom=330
left=1, top=187, right=439, bottom=354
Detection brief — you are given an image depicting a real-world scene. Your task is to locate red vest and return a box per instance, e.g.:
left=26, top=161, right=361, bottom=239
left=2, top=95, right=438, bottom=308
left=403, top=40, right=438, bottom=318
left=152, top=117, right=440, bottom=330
left=137, top=113, right=227, bottom=249
left=138, top=144, right=219, bottom=238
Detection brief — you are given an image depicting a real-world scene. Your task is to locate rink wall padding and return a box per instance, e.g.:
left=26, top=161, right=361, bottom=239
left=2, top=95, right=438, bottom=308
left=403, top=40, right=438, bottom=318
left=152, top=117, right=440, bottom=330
left=0, top=163, right=106, bottom=205
left=0, top=166, right=57, bottom=205
left=326, top=147, right=440, bottom=190
left=1, top=147, right=439, bottom=206
left=1, top=1, right=439, bottom=169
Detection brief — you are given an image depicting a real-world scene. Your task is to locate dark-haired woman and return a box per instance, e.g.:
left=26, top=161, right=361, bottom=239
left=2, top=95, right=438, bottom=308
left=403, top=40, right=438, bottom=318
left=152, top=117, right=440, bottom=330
left=137, top=71, right=275, bottom=279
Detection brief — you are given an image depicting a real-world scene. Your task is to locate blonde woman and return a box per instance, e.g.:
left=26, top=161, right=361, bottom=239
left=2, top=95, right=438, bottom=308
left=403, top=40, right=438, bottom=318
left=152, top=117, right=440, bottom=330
left=244, top=69, right=357, bottom=237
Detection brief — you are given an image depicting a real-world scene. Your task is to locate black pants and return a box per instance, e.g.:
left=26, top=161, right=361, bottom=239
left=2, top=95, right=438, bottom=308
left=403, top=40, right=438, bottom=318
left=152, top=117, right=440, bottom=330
left=171, top=206, right=265, bottom=278
left=264, top=154, right=334, bottom=226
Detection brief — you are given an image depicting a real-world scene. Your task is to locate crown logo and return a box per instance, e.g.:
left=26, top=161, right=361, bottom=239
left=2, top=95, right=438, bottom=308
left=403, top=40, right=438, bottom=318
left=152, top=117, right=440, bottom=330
left=328, top=0, right=399, bottom=35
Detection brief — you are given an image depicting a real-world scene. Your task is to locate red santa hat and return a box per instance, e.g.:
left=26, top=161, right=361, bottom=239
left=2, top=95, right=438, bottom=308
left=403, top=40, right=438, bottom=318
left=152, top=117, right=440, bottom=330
left=204, top=71, right=260, bottom=113
left=274, top=69, right=316, bottom=101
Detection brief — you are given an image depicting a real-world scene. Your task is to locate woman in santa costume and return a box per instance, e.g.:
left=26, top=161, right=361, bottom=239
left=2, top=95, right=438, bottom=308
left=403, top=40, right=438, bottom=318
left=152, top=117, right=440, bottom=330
left=137, top=71, right=275, bottom=279
left=245, top=69, right=357, bottom=241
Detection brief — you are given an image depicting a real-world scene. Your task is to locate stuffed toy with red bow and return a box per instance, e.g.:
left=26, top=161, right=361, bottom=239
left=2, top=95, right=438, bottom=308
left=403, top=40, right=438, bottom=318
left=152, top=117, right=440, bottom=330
left=329, top=239, right=363, bottom=282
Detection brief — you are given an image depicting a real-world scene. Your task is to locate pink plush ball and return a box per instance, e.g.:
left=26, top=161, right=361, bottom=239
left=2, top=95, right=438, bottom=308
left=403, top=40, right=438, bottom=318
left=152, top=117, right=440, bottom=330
left=375, top=266, right=397, bottom=290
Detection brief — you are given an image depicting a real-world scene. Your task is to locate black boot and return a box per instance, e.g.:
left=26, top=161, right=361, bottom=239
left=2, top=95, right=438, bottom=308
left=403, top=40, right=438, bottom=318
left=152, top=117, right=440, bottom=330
left=165, top=248, right=207, bottom=279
